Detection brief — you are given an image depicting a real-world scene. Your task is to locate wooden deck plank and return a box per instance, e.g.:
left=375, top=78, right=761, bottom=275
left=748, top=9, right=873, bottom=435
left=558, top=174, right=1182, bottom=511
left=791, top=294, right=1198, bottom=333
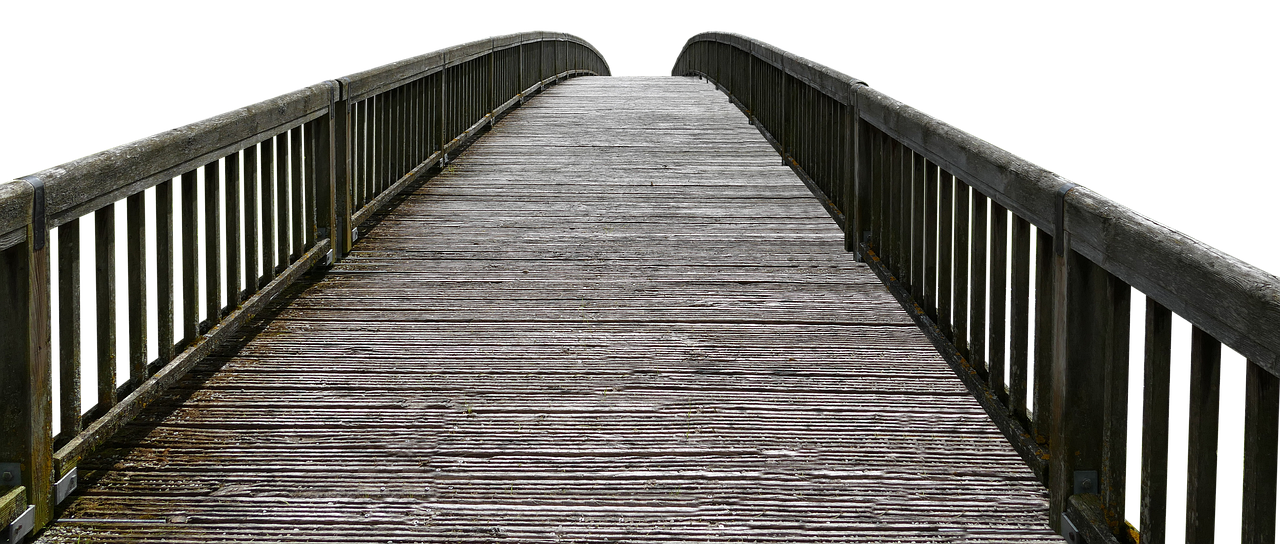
left=37, top=77, right=1056, bottom=542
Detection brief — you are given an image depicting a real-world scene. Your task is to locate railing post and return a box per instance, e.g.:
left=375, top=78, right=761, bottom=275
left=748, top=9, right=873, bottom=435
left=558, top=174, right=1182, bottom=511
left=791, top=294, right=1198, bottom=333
left=332, top=80, right=352, bottom=260
left=0, top=179, right=53, bottom=532
left=1049, top=187, right=1131, bottom=536
left=842, top=92, right=859, bottom=255
left=316, top=81, right=338, bottom=263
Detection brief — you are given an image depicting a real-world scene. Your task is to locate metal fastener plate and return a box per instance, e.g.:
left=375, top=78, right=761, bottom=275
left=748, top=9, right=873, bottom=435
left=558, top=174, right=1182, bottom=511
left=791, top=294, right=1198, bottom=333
left=1, top=506, right=35, bottom=544
left=55, top=468, right=78, bottom=504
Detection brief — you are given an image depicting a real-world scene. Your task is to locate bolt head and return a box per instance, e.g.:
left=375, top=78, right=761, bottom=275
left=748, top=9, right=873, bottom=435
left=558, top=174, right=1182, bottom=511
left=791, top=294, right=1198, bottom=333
left=1, top=470, right=12, bottom=482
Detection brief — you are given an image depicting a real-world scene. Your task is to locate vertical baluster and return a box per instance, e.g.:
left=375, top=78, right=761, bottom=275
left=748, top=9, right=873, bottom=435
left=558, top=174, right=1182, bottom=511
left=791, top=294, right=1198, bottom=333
left=203, top=162, right=221, bottom=327
left=58, top=219, right=81, bottom=436
left=870, top=129, right=884, bottom=255
left=94, top=205, right=116, bottom=407
left=304, top=120, right=317, bottom=250
left=1032, top=228, right=1054, bottom=444
left=243, top=146, right=259, bottom=295
left=912, top=152, right=926, bottom=307
left=921, top=156, right=942, bottom=320
left=181, top=171, right=199, bottom=344
left=888, top=139, right=901, bottom=275
left=937, top=168, right=953, bottom=339
left=952, top=179, right=969, bottom=359
left=261, top=141, right=277, bottom=283
left=275, top=133, right=289, bottom=271
left=1185, top=326, right=1221, bottom=543
left=970, top=190, right=988, bottom=373
left=1009, top=215, right=1031, bottom=424
left=988, top=202, right=1008, bottom=401
left=1140, top=298, right=1172, bottom=544
left=156, top=180, right=174, bottom=363
left=126, top=192, right=147, bottom=383
left=224, top=152, right=241, bottom=308
left=378, top=92, right=388, bottom=193
left=1242, top=360, right=1279, bottom=544
left=290, top=125, right=303, bottom=262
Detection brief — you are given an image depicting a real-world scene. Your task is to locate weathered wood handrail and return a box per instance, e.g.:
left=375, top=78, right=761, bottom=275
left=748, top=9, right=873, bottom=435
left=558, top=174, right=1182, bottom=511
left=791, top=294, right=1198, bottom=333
left=0, top=31, right=608, bottom=537
left=675, top=31, right=1279, bottom=544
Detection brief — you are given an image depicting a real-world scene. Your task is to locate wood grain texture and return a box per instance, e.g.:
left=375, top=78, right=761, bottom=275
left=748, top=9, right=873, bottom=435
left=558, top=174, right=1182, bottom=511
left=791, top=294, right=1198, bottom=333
left=38, top=77, right=1055, bottom=543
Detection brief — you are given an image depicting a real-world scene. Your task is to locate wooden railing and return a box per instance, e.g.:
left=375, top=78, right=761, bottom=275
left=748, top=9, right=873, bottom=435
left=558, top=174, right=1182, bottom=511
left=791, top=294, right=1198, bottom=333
left=675, top=32, right=1280, bottom=544
left=0, top=31, right=608, bottom=537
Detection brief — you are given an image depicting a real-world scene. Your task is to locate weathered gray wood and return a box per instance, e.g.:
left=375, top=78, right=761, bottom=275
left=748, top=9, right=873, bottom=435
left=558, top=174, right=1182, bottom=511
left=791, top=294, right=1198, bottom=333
left=38, top=77, right=1056, bottom=543
left=356, top=97, right=368, bottom=209
left=1032, top=228, right=1054, bottom=446
left=0, top=181, right=33, bottom=251
left=1065, top=186, right=1280, bottom=379
left=1242, top=359, right=1279, bottom=544
left=911, top=152, right=925, bottom=307
left=988, top=202, right=1008, bottom=400
left=332, top=97, right=351, bottom=260
left=126, top=192, right=147, bottom=383
left=896, top=137, right=906, bottom=280
left=305, top=117, right=318, bottom=250
left=1100, top=272, right=1131, bottom=537
left=26, top=86, right=330, bottom=233
left=682, top=32, right=1280, bottom=383
left=937, top=167, right=954, bottom=340
left=842, top=101, right=857, bottom=253
left=274, top=133, right=289, bottom=272
left=923, top=159, right=938, bottom=322
left=57, top=219, right=81, bottom=438
left=970, top=190, right=988, bottom=374
left=242, top=148, right=259, bottom=296
left=312, top=115, right=331, bottom=256
left=342, top=32, right=607, bottom=103
left=869, top=128, right=883, bottom=256
left=260, top=142, right=276, bottom=284
left=180, top=171, right=199, bottom=345
left=203, top=162, right=221, bottom=326
left=52, top=240, right=331, bottom=480
left=0, top=231, right=52, bottom=528
left=1185, top=326, right=1221, bottom=543
left=1009, top=215, right=1031, bottom=424
left=224, top=152, right=241, bottom=308
left=156, top=180, right=174, bottom=363
left=94, top=205, right=117, bottom=408
left=1048, top=249, right=1129, bottom=533
left=675, top=33, right=863, bottom=104
left=290, top=126, right=304, bottom=262
left=0, top=487, right=27, bottom=538
left=953, top=178, right=969, bottom=360
left=1141, top=298, right=1172, bottom=544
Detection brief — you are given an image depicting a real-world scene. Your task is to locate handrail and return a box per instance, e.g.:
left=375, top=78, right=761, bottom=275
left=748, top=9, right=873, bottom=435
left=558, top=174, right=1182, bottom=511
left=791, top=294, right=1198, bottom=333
left=675, top=31, right=1279, bottom=544
left=0, top=31, right=608, bottom=536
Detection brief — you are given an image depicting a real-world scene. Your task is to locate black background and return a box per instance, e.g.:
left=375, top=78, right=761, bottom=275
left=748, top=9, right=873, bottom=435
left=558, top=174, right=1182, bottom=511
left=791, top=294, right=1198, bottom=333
left=7, top=13, right=1269, bottom=273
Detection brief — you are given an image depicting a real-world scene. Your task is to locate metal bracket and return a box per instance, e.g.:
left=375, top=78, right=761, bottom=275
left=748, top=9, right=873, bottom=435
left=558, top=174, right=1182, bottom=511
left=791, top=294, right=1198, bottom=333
left=1073, top=470, right=1098, bottom=495
left=351, top=228, right=359, bottom=242
left=322, top=249, right=334, bottom=267
left=0, top=464, right=19, bottom=487
left=55, top=467, right=78, bottom=503
left=1054, top=182, right=1078, bottom=256
left=19, top=177, right=45, bottom=251
left=1, top=506, right=34, bottom=544
left=1061, top=511, right=1085, bottom=544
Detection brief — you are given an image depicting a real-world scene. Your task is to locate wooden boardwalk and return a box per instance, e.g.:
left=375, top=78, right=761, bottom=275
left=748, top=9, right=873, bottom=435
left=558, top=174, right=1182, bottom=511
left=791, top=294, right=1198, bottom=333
left=37, top=77, right=1058, bottom=542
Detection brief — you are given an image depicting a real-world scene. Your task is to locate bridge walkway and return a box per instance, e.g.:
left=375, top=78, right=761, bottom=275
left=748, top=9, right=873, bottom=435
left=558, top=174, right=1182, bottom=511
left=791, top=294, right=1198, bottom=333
left=37, top=77, right=1058, bottom=542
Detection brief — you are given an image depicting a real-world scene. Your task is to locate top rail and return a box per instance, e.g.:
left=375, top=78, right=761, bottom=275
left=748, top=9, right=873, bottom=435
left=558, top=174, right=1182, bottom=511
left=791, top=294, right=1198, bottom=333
left=676, top=31, right=1280, bottom=544
left=0, top=31, right=608, bottom=537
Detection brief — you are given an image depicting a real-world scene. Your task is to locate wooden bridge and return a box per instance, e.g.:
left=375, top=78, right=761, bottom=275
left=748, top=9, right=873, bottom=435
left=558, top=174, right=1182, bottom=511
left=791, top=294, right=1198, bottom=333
left=2, top=32, right=1277, bottom=543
